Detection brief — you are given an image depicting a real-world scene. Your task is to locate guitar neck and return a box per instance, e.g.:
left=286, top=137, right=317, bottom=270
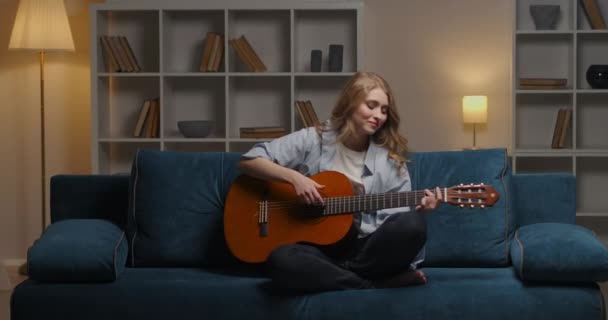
left=322, top=189, right=443, bottom=215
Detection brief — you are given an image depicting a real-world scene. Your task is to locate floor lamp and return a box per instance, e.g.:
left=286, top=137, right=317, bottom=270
left=8, top=0, right=75, bottom=275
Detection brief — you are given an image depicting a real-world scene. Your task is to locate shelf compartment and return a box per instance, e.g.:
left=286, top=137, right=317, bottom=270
left=228, top=76, right=291, bottom=138
left=515, top=93, right=573, bottom=149
left=294, top=9, right=357, bottom=73
left=577, top=33, right=608, bottom=89
left=98, top=142, right=159, bottom=174
left=516, top=33, right=573, bottom=86
left=514, top=156, right=573, bottom=174
left=294, top=75, right=351, bottom=129
left=163, top=76, right=226, bottom=139
left=96, top=10, right=160, bottom=73
left=576, top=93, right=608, bottom=149
left=516, top=0, right=573, bottom=31
left=577, top=157, right=608, bottom=213
left=164, top=142, right=225, bottom=153
left=97, top=76, right=160, bottom=139
left=162, top=10, right=224, bottom=73
left=227, top=10, right=290, bottom=73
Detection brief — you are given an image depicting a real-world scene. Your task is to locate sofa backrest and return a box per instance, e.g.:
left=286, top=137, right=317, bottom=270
left=127, top=149, right=242, bottom=268
left=408, top=148, right=514, bottom=267
left=127, top=148, right=514, bottom=269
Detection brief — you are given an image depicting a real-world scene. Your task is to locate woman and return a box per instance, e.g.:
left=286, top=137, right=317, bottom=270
left=239, top=71, right=441, bottom=293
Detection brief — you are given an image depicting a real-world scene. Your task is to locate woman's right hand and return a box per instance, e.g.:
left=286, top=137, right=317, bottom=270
left=289, top=172, right=325, bottom=205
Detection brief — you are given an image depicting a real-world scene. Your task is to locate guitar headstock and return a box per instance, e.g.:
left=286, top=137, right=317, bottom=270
left=445, top=184, right=499, bottom=208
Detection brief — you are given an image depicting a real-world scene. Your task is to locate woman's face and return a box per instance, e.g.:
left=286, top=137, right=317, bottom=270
left=351, top=87, right=389, bottom=137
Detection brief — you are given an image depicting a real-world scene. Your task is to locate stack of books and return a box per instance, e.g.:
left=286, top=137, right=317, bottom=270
left=133, top=98, right=160, bottom=138
left=229, top=35, right=267, bottom=72
left=100, top=35, right=141, bottom=72
left=240, top=127, right=286, bottom=139
left=519, top=78, right=568, bottom=90
left=295, top=100, right=320, bottom=127
left=551, top=108, right=572, bottom=149
left=199, top=32, right=224, bottom=72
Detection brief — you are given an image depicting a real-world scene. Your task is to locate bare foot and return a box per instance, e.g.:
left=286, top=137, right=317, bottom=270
left=372, top=270, right=427, bottom=288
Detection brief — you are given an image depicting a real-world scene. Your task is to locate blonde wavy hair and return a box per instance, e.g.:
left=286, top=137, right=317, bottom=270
left=326, top=71, right=409, bottom=170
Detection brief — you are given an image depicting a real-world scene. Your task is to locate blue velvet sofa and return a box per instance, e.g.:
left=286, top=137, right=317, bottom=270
left=11, top=148, right=608, bottom=320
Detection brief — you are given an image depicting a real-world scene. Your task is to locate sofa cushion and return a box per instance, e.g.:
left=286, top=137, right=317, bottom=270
left=511, top=222, right=608, bottom=282
left=11, top=267, right=603, bottom=320
left=127, top=149, right=242, bottom=267
left=408, top=148, right=513, bottom=267
left=27, top=219, right=128, bottom=282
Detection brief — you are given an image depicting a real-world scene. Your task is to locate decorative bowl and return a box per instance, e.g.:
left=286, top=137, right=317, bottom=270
left=177, top=120, right=215, bottom=138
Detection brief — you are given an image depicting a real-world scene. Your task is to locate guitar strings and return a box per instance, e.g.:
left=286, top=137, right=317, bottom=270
left=262, top=190, right=487, bottom=211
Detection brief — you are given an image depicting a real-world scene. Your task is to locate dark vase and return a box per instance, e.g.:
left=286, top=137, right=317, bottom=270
left=586, top=65, right=608, bottom=89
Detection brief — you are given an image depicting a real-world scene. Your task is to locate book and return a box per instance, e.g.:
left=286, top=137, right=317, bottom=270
left=229, top=38, right=256, bottom=72
left=304, top=100, right=320, bottom=126
left=239, top=36, right=267, bottom=72
left=295, top=101, right=311, bottom=127
left=109, top=36, right=132, bottom=72
left=519, top=78, right=567, bottom=86
left=100, top=36, right=119, bottom=72
left=207, top=34, right=220, bottom=72
left=581, top=0, right=606, bottom=29
left=199, top=32, right=216, bottom=72
left=133, top=99, right=152, bottom=137
left=120, top=36, right=141, bottom=72
left=240, top=126, right=286, bottom=133
left=551, top=109, right=566, bottom=148
left=558, top=108, right=572, bottom=148
left=212, top=35, right=224, bottom=72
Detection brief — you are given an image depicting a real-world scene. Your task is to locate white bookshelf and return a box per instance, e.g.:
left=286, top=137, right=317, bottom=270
left=513, top=0, right=608, bottom=222
left=90, top=0, right=363, bottom=174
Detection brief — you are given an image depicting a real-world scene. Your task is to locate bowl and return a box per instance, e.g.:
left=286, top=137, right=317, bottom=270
left=177, top=120, right=215, bottom=138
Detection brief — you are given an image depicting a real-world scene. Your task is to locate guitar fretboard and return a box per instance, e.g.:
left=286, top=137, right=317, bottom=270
left=319, top=190, right=435, bottom=215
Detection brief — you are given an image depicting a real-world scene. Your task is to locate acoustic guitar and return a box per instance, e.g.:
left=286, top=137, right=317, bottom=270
left=224, top=171, right=499, bottom=263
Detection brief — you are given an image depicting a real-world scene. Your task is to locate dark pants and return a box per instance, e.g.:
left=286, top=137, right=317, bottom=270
left=266, top=211, right=427, bottom=293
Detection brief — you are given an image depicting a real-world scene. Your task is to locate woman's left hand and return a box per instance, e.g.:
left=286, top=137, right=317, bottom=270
left=416, top=187, right=442, bottom=212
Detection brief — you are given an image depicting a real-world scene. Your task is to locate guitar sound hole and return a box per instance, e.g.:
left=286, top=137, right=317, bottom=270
left=296, top=205, right=326, bottom=218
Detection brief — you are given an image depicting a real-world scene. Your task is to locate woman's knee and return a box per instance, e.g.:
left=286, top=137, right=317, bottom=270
left=394, top=211, right=427, bottom=244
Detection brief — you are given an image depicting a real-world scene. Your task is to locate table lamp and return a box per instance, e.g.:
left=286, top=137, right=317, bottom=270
left=462, top=95, right=487, bottom=150
left=9, top=0, right=75, bottom=275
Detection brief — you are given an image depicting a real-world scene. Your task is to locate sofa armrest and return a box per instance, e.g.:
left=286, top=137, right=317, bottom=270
left=511, top=173, right=576, bottom=227
left=51, top=174, right=129, bottom=227
left=510, top=222, right=608, bottom=283
left=28, top=219, right=128, bottom=283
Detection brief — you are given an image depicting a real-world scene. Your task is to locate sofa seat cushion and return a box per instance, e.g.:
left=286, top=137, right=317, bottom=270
left=408, top=148, right=513, bottom=267
left=11, top=268, right=602, bottom=320
left=127, top=150, right=243, bottom=268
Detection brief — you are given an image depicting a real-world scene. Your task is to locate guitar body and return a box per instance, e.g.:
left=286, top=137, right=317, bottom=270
left=224, top=171, right=355, bottom=263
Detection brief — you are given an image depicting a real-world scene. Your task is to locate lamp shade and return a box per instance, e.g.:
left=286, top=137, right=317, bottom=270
left=8, top=0, right=74, bottom=51
left=462, top=95, right=488, bottom=124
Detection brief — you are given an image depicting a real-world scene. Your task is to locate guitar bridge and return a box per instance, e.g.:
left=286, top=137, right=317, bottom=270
left=258, top=200, right=268, bottom=237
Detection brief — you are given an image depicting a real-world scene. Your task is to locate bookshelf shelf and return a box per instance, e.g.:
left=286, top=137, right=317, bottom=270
left=91, top=0, right=362, bottom=173
left=514, top=0, right=608, bottom=233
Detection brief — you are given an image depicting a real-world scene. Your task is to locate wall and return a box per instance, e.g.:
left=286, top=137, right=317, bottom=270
left=0, top=0, right=513, bottom=262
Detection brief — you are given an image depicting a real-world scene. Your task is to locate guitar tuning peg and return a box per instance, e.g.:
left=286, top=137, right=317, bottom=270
left=470, top=204, right=475, bottom=208
left=460, top=183, right=464, bottom=186
left=480, top=183, right=484, bottom=186
left=481, top=205, right=485, bottom=208
left=460, top=204, right=465, bottom=208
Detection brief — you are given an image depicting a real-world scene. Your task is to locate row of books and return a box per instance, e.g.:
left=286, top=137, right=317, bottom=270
left=240, top=126, right=287, bottom=139
left=519, top=78, right=567, bottom=90
left=199, top=32, right=224, bottom=72
left=133, top=98, right=160, bottom=138
left=551, top=108, right=572, bottom=149
left=295, top=100, right=320, bottom=127
left=100, top=35, right=142, bottom=73
left=581, top=0, right=606, bottom=29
